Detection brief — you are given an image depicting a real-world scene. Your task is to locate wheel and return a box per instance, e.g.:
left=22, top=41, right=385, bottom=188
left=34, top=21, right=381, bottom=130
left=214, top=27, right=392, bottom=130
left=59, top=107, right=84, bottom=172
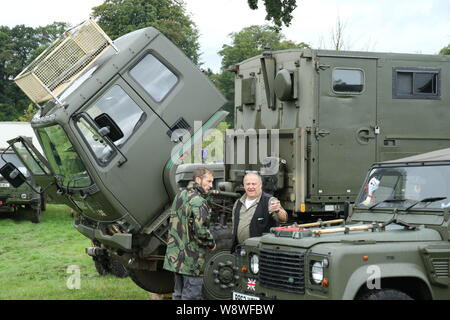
left=202, top=226, right=235, bottom=300
left=128, top=269, right=174, bottom=294
left=94, top=259, right=109, bottom=276
left=30, top=204, right=41, bottom=223
left=108, top=257, right=129, bottom=278
left=40, top=194, right=46, bottom=212
left=358, top=289, right=413, bottom=300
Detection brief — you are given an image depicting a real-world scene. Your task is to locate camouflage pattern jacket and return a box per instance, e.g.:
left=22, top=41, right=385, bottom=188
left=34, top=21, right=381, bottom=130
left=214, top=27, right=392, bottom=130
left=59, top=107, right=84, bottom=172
left=163, top=182, right=215, bottom=276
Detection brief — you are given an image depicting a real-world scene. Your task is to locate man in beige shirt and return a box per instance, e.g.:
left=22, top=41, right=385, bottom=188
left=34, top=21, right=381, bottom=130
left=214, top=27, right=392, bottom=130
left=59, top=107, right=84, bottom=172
left=231, top=172, right=288, bottom=252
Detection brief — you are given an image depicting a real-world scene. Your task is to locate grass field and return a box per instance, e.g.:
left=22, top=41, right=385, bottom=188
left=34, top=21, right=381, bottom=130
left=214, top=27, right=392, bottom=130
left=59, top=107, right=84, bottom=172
left=0, top=204, right=150, bottom=300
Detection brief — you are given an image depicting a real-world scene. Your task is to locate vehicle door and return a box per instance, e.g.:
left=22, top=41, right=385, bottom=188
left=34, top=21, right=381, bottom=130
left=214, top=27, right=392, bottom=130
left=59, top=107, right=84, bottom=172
left=7, top=136, right=73, bottom=207
left=315, top=55, right=378, bottom=199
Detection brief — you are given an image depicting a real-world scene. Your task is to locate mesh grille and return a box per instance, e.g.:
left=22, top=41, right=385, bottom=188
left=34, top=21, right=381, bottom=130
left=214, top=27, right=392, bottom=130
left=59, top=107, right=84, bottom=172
left=432, top=259, right=449, bottom=278
left=14, top=19, right=114, bottom=103
left=259, top=249, right=305, bottom=294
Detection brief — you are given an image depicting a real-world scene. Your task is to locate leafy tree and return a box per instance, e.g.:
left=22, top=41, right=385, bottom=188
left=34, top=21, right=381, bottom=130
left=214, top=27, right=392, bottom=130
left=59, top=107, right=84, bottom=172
left=439, top=44, right=450, bottom=55
left=215, top=25, right=309, bottom=125
left=248, top=0, right=298, bottom=29
left=91, top=0, right=201, bottom=64
left=0, top=22, right=68, bottom=121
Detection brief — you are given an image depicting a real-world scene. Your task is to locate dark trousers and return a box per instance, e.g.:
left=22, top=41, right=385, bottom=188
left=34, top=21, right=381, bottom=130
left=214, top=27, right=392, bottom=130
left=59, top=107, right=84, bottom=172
left=172, top=273, right=203, bottom=300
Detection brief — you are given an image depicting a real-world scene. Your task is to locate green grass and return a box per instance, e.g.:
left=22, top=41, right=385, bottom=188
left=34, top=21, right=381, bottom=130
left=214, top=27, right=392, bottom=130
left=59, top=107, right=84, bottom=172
left=0, top=204, right=150, bottom=300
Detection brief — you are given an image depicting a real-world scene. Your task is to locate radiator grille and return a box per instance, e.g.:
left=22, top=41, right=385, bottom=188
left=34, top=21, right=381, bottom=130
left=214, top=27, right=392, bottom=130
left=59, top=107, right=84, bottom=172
left=259, top=249, right=305, bottom=294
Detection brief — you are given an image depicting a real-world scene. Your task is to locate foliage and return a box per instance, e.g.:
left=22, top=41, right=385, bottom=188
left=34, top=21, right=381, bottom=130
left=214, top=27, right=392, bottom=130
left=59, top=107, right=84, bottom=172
left=214, top=25, right=309, bottom=125
left=439, top=44, right=450, bottom=55
left=91, top=0, right=201, bottom=64
left=248, top=0, right=298, bottom=29
left=0, top=22, right=68, bottom=121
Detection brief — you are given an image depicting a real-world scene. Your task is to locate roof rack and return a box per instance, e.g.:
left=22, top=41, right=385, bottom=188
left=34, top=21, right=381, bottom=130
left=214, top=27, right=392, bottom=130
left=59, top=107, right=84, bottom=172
left=14, top=19, right=117, bottom=105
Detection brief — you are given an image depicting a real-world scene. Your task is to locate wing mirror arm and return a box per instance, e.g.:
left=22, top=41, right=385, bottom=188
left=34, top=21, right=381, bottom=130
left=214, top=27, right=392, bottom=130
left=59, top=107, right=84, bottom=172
left=98, top=127, right=128, bottom=167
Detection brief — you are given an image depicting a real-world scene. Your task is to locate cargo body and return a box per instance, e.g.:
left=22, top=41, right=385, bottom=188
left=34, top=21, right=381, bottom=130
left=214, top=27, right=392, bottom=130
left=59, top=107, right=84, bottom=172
left=228, top=49, right=450, bottom=217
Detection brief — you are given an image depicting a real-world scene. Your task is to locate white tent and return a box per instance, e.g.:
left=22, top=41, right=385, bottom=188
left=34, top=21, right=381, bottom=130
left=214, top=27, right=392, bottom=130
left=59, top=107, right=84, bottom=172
left=0, top=122, right=44, bottom=155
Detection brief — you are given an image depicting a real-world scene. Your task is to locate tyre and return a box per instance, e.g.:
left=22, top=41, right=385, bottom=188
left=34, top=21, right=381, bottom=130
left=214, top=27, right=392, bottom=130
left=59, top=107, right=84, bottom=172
left=94, top=259, right=109, bottom=276
left=202, top=225, right=235, bottom=300
left=108, top=257, right=129, bottom=278
left=358, top=289, right=413, bottom=300
left=30, top=204, right=41, bottom=224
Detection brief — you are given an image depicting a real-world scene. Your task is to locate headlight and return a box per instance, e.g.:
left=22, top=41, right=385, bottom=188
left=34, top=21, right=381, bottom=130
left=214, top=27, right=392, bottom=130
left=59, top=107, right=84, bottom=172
left=311, top=261, right=324, bottom=284
left=250, top=254, right=259, bottom=274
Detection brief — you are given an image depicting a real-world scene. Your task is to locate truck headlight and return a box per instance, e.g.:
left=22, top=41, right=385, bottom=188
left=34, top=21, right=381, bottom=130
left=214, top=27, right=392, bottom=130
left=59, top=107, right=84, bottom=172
left=311, top=261, right=324, bottom=284
left=250, top=254, right=259, bottom=274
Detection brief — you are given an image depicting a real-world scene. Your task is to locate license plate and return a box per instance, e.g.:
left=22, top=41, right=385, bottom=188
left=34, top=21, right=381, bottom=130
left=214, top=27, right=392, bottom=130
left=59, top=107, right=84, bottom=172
left=0, top=183, right=10, bottom=188
left=232, top=291, right=260, bottom=300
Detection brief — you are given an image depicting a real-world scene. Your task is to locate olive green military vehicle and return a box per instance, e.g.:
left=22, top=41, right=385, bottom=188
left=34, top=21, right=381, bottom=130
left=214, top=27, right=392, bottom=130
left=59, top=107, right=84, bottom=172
left=4, top=19, right=450, bottom=296
left=226, top=48, right=450, bottom=219
left=0, top=148, right=45, bottom=223
left=227, top=148, right=450, bottom=300
left=1, top=20, right=227, bottom=293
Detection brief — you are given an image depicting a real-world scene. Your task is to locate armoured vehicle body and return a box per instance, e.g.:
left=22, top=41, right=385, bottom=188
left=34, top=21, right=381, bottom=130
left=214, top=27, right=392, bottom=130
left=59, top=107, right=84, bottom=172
left=227, top=48, right=450, bottom=218
left=230, top=148, right=450, bottom=300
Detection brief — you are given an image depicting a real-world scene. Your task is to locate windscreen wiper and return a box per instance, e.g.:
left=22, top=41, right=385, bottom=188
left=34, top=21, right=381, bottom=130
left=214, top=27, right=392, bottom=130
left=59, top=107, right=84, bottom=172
left=368, top=198, right=411, bottom=210
left=404, top=197, right=447, bottom=211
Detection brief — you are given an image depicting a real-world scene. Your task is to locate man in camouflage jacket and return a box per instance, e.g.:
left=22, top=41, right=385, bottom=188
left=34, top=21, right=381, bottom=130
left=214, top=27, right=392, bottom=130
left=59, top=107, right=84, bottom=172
left=163, top=167, right=216, bottom=300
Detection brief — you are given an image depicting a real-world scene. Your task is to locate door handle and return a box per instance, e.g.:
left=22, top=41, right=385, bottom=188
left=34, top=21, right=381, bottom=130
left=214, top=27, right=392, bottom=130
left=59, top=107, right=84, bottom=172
left=356, top=127, right=375, bottom=145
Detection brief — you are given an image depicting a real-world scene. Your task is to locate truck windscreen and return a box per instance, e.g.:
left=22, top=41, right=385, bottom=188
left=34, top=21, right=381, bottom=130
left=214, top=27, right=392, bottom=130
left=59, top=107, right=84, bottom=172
left=36, top=125, right=91, bottom=188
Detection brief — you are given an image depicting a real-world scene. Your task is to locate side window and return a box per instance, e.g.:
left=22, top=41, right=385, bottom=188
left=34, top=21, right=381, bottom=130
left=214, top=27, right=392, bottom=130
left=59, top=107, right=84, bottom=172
left=76, top=85, right=146, bottom=164
left=129, top=53, right=178, bottom=102
left=393, top=67, right=440, bottom=99
left=77, top=117, right=116, bottom=165
left=332, top=68, right=364, bottom=94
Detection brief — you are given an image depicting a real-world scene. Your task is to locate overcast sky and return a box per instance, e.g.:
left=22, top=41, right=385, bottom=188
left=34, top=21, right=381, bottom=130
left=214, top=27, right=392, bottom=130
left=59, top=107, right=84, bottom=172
left=1, top=0, right=449, bottom=72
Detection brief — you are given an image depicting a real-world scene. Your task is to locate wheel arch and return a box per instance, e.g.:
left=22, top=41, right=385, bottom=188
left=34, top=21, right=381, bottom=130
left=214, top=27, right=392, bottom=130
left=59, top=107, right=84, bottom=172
left=342, top=263, right=433, bottom=300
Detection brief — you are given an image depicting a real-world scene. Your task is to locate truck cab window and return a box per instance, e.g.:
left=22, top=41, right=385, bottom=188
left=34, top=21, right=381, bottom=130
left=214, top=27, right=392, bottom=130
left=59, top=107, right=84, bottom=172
left=84, top=84, right=146, bottom=150
left=332, top=69, right=364, bottom=93
left=129, top=53, right=178, bottom=102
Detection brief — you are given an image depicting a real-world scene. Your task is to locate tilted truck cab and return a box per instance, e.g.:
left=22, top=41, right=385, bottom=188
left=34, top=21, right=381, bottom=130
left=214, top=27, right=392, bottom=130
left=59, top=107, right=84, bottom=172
left=4, top=20, right=226, bottom=293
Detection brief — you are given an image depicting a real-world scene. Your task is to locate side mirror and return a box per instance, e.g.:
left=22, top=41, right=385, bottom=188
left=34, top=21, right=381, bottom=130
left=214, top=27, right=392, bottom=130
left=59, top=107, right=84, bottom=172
left=0, top=163, right=27, bottom=188
left=94, top=113, right=124, bottom=142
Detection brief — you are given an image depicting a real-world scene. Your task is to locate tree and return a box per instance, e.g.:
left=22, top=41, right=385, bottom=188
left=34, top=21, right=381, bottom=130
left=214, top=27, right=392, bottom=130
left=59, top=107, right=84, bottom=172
left=0, top=22, right=68, bottom=121
left=91, top=0, right=201, bottom=64
left=247, top=0, right=298, bottom=30
left=439, top=44, right=450, bottom=55
left=215, top=25, right=309, bottom=125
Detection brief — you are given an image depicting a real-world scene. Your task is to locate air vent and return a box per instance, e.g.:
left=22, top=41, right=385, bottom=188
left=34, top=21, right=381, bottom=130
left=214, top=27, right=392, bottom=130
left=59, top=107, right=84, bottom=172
left=167, top=117, right=191, bottom=142
left=432, top=259, right=449, bottom=278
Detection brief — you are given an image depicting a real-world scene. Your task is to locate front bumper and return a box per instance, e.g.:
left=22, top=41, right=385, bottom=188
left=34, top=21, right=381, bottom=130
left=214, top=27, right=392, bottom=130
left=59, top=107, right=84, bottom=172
left=74, top=222, right=132, bottom=251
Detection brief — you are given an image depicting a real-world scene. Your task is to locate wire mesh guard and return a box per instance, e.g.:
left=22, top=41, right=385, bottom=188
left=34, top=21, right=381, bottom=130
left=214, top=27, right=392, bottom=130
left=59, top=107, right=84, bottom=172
left=14, top=19, right=116, bottom=104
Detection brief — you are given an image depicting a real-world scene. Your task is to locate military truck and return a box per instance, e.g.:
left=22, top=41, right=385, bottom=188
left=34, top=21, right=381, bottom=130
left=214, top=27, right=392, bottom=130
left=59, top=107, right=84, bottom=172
left=3, top=19, right=450, bottom=296
left=0, top=122, right=46, bottom=223
left=0, top=148, right=45, bottom=223
left=227, top=148, right=450, bottom=300
left=0, top=20, right=227, bottom=293
left=225, top=47, right=450, bottom=220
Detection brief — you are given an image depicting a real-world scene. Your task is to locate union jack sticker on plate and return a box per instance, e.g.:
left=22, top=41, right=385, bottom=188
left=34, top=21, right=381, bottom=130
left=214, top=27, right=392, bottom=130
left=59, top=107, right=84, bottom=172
left=247, top=278, right=256, bottom=291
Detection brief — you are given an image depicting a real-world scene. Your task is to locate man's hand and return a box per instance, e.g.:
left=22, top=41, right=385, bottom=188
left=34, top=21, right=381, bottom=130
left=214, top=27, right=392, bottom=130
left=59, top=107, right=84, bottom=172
left=270, top=200, right=288, bottom=223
